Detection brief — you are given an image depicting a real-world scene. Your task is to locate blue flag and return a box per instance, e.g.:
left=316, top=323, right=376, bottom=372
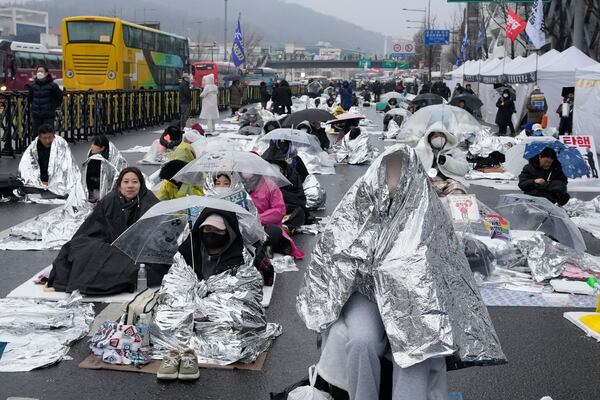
left=476, top=19, right=486, bottom=58
left=460, top=28, right=469, bottom=63
left=231, top=19, right=246, bottom=67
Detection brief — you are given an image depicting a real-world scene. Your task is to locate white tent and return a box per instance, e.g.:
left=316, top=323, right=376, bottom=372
left=538, top=46, right=598, bottom=128
left=574, top=63, right=600, bottom=152
left=479, top=58, right=509, bottom=125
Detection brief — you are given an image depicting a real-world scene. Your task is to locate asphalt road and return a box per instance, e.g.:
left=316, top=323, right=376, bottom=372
left=0, top=107, right=598, bottom=400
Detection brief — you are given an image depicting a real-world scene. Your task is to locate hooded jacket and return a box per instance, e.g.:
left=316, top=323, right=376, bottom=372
left=340, top=82, right=352, bottom=110
left=179, top=78, right=192, bottom=104
left=200, top=74, right=220, bottom=120
left=29, top=74, right=62, bottom=120
left=414, top=122, right=470, bottom=186
left=178, top=208, right=245, bottom=281
left=248, top=177, right=304, bottom=260
left=518, top=156, right=569, bottom=205
left=49, top=185, right=162, bottom=295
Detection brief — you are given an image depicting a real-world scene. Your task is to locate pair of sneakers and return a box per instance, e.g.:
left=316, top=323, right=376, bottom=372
left=157, top=349, right=199, bottom=380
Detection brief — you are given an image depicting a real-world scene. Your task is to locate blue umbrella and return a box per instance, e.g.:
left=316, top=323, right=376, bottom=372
left=523, top=141, right=589, bottom=179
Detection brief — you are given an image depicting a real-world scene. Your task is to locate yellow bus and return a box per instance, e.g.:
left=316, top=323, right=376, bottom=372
left=62, top=16, right=189, bottom=90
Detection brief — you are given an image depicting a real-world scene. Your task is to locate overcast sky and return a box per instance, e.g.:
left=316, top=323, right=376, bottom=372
left=284, top=0, right=463, bottom=40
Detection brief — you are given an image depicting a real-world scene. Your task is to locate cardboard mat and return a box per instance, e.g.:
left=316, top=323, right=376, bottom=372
left=9, top=270, right=275, bottom=307
left=79, top=352, right=268, bottom=373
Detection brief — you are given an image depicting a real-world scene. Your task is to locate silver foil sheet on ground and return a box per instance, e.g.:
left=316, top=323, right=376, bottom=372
left=0, top=291, right=95, bottom=372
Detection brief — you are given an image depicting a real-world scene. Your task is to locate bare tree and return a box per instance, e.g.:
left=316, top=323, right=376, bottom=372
left=242, top=25, right=264, bottom=67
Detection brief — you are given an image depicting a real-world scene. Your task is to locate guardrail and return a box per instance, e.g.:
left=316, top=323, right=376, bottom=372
left=0, top=84, right=306, bottom=157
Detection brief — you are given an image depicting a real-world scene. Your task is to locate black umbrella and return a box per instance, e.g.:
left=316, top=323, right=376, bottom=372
left=411, top=93, right=445, bottom=109
left=281, top=109, right=335, bottom=128
left=450, top=94, right=484, bottom=110
left=494, top=85, right=516, bottom=100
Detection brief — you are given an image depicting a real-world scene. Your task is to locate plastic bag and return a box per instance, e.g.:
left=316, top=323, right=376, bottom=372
left=287, top=366, right=334, bottom=400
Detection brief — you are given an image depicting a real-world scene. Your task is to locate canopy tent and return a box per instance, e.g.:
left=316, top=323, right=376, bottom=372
left=538, top=47, right=598, bottom=128
left=479, top=58, right=510, bottom=125
left=574, top=63, right=600, bottom=152
left=444, top=63, right=467, bottom=92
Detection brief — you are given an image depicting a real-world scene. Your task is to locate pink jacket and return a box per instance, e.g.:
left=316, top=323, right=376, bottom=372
left=250, top=177, right=304, bottom=260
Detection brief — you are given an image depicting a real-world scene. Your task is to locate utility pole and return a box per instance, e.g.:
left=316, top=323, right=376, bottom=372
left=224, top=0, right=228, bottom=62
left=427, top=0, right=432, bottom=82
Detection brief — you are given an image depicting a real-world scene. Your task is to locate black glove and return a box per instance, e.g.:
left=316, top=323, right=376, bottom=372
left=438, top=155, right=446, bottom=165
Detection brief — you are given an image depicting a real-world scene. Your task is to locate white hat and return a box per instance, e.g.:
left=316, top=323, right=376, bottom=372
left=183, top=129, right=203, bottom=143
left=532, top=123, right=543, bottom=131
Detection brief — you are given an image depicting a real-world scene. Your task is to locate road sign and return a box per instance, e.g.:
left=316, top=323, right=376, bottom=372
left=389, top=53, right=415, bottom=60
left=357, top=58, right=372, bottom=68
left=382, top=60, right=396, bottom=69
left=424, top=30, right=450, bottom=46
left=396, top=62, right=410, bottom=69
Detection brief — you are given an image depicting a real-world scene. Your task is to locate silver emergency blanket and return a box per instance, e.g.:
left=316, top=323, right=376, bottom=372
left=0, top=291, right=95, bottom=372
left=303, top=174, right=326, bottom=210
left=140, top=139, right=171, bottom=165
left=0, top=145, right=127, bottom=250
left=333, top=128, right=375, bottom=165
left=563, top=196, right=600, bottom=239
left=297, top=144, right=506, bottom=368
left=468, top=136, right=516, bottom=158
left=298, top=150, right=336, bottom=175
left=18, top=135, right=80, bottom=197
left=150, top=254, right=281, bottom=365
left=509, top=230, right=600, bottom=282
left=202, top=171, right=266, bottom=245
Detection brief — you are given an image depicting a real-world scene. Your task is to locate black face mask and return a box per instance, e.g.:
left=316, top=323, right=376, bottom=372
left=201, top=231, right=229, bottom=250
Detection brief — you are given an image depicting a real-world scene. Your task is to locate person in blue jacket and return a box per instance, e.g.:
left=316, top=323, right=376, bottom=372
left=340, top=81, right=353, bottom=111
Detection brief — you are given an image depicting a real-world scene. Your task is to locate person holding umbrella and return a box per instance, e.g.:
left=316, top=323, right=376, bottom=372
left=495, top=89, right=516, bottom=136
left=48, top=167, right=168, bottom=295
left=518, top=147, right=570, bottom=206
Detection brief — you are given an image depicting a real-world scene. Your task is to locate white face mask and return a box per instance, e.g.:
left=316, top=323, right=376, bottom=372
left=36, top=72, right=46, bottom=80
left=214, top=187, right=229, bottom=195
left=503, top=94, right=509, bottom=98
left=430, top=136, right=446, bottom=149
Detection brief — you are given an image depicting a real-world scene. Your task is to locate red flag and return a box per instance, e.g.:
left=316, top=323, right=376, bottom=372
left=506, top=9, right=526, bottom=42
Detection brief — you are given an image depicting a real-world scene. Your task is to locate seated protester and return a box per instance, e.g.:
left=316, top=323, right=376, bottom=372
left=160, top=123, right=184, bottom=150
left=179, top=209, right=245, bottom=281
left=319, top=97, right=336, bottom=112
left=85, top=134, right=127, bottom=202
left=18, top=123, right=79, bottom=199
left=456, top=99, right=473, bottom=115
left=334, top=127, right=374, bottom=165
left=243, top=173, right=304, bottom=260
left=169, top=129, right=204, bottom=163
left=332, top=104, right=346, bottom=117
left=297, top=146, right=505, bottom=400
left=382, top=97, right=399, bottom=113
left=156, top=159, right=203, bottom=201
left=238, top=107, right=264, bottom=136
left=297, top=120, right=330, bottom=151
left=415, top=122, right=470, bottom=197
left=263, top=119, right=281, bottom=135
left=262, top=140, right=310, bottom=230
left=203, top=171, right=272, bottom=285
left=531, top=123, right=544, bottom=137
left=49, top=167, right=169, bottom=295
left=518, top=147, right=570, bottom=206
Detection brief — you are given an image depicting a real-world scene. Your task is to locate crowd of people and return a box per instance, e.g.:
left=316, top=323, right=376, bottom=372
left=7, top=64, right=598, bottom=398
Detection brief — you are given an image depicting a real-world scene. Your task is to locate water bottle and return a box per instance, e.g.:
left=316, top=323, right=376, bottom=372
left=137, top=313, right=150, bottom=347
left=586, top=277, right=600, bottom=312
left=137, top=263, right=147, bottom=291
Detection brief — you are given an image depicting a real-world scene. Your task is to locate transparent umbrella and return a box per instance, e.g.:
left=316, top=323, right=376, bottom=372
left=172, top=150, right=291, bottom=187
left=496, top=194, right=586, bottom=252
left=397, top=104, right=483, bottom=142
left=112, top=196, right=253, bottom=267
left=260, top=128, right=313, bottom=145
left=380, top=91, right=405, bottom=103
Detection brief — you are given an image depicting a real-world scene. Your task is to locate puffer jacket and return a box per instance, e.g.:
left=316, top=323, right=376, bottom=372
left=29, top=75, right=62, bottom=120
left=414, top=122, right=470, bottom=186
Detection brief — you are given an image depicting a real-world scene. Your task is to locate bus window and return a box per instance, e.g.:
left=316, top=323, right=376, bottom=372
left=45, top=54, right=61, bottom=70
left=142, top=30, right=156, bottom=51
left=30, top=52, right=46, bottom=68
left=15, top=51, right=32, bottom=69
left=123, top=25, right=142, bottom=49
left=66, top=21, right=115, bottom=43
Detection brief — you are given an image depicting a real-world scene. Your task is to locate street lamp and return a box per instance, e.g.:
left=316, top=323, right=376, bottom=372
left=403, top=1, right=432, bottom=81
